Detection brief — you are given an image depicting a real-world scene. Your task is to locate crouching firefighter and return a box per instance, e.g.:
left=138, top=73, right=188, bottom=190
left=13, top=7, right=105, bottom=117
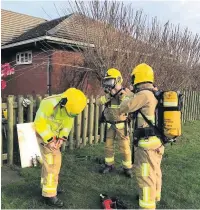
left=120, top=63, right=183, bottom=209
left=97, top=68, right=134, bottom=178
left=34, top=88, right=87, bottom=207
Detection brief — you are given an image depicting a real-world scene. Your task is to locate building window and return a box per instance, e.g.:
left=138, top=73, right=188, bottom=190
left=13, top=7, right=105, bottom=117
left=16, top=51, right=32, bottom=64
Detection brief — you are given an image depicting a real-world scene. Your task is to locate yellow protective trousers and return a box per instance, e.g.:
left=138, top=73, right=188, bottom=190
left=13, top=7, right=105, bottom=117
left=37, top=136, right=62, bottom=197
left=105, top=125, right=132, bottom=169
left=134, top=145, right=164, bottom=209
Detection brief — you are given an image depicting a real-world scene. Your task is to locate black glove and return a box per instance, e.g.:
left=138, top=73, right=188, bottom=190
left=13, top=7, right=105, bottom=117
left=111, top=197, right=128, bottom=209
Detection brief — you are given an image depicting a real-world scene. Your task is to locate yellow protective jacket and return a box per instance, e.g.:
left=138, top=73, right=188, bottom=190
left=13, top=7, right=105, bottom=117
left=120, top=83, right=162, bottom=149
left=96, top=88, right=133, bottom=128
left=34, top=94, right=74, bottom=144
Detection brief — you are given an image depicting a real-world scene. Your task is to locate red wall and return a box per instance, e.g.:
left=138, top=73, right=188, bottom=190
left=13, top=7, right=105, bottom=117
left=2, top=49, right=101, bottom=97
left=51, top=50, right=84, bottom=93
left=2, top=50, right=48, bottom=96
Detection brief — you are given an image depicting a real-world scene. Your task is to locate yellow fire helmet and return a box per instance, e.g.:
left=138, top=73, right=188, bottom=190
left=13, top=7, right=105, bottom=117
left=104, top=68, right=123, bottom=86
left=131, top=63, right=154, bottom=85
left=61, top=88, right=87, bottom=117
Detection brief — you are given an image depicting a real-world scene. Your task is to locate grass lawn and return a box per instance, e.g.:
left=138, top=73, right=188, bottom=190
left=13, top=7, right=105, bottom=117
left=1, top=121, right=200, bottom=209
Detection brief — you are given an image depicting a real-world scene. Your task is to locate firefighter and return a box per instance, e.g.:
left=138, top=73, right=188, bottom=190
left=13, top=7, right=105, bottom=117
left=97, top=68, right=133, bottom=178
left=120, top=63, right=164, bottom=209
left=34, top=88, right=87, bottom=207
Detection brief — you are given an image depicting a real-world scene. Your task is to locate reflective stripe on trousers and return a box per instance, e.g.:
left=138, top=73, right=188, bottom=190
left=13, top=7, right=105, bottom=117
left=105, top=127, right=132, bottom=169
left=37, top=135, right=62, bottom=197
left=134, top=145, right=164, bottom=209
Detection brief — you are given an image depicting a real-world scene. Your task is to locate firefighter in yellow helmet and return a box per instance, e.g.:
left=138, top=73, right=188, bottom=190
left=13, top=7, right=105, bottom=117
left=120, top=63, right=164, bottom=209
left=34, top=88, right=87, bottom=207
left=97, top=68, right=133, bottom=177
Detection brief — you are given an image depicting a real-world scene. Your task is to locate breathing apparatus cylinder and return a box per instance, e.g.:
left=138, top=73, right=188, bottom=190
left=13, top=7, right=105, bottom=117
left=162, top=91, right=182, bottom=139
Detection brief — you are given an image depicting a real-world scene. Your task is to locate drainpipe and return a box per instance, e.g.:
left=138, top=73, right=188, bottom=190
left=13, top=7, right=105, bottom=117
left=47, top=54, right=52, bottom=96
left=37, top=44, right=52, bottom=96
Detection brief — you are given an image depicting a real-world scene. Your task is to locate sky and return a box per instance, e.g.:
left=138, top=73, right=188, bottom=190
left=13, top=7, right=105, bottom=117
left=1, top=0, right=200, bottom=35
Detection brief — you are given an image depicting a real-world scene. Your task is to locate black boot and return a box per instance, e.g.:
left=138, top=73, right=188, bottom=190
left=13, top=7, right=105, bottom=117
left=123, top=168, right=133, bottom=178
left=43, top=196, right=64, bottom=207
left=99, top=164, right=114, bottom=174
left=135, top=194, right=139, bottom=201
left=57, top=187, right=65, bottom=194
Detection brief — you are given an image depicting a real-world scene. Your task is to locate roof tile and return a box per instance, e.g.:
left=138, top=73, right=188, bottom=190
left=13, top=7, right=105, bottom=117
left=1, top=9, right=46, bottom=45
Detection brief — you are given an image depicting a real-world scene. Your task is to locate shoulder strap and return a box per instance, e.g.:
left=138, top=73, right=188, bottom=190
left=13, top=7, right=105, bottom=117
left=138, top=110, right=155, bottom=128
left=104, top=87, right=125, bottom=107
left=138, top=110, right=166, bottom=144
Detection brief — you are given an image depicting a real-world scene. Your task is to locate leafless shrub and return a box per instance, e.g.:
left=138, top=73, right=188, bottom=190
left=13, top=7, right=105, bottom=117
left=58, top=0, right=200, bottom=93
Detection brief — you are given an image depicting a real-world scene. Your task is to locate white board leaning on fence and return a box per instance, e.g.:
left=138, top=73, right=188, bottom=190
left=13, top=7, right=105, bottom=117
left=17, top=122, right=42, bottom=168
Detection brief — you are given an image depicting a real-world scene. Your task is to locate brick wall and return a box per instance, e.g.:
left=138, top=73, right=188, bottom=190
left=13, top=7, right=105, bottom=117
left=2, top=48, right=102, bottom=97
left=51, top=50, right=102, bottom=96
left=2, top=50, right=48, bottom=96
left=51, top=50, right=83, bottom=93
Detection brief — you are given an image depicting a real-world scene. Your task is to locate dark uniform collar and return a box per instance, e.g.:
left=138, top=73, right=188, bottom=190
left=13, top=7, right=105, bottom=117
left=135, top=83, right=154, bottom=92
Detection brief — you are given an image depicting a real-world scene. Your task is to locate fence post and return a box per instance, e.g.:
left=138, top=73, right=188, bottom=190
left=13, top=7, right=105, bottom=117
left=189, top=91, right=194, bottom=121
left=1, top=127, right=3, bottom=166
left=182, top=90, right=186, bottom=123
left=36, top=95, right=42, bottom=110
left=94, top=99, right=99, bottom=144
left=193, top=91, right=197, bottom=121
left=27, top=95, right=34, bottom=122
left=13, top=96, right=17, bottom=126
left=75, top=113, right=82, bottom=148
left=88, top=96, right=94, bottom=145
left=197, top=92, right=200, bottom=120
left=82, top=104, right=88, bottom=146
left=7, top=95, right=14, bottom=165
left=69, top=126, right=74, bottom=150
left=185, top=91, right=190, bottom=122
left=17, top=95, right=24, bottom=124
left=196, top=92, right=199, bottom=120
left=100, top=105, right=105, bottom=143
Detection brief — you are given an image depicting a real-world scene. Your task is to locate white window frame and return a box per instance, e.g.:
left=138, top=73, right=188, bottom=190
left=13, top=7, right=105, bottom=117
left=16, top=51, right=32, bottom=64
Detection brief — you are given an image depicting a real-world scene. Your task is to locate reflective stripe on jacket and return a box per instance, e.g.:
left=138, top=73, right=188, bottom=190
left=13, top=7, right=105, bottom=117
left=96, top=88, right=132, bottom=123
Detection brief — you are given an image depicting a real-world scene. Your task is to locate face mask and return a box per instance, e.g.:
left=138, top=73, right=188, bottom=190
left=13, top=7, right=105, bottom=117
left=102, top=78, right=116, bottom=89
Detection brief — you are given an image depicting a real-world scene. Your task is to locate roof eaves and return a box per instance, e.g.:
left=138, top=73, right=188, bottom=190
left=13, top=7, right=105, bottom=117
left=45, top=36, right=94, bottom=48
left=1, top=36, right=47, bottom=49
left=1, top=35, right=94, bottom=49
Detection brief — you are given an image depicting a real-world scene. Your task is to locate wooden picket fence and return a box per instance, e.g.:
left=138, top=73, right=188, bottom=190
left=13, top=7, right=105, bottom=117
left=1, top=90, right=200, bottom=166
